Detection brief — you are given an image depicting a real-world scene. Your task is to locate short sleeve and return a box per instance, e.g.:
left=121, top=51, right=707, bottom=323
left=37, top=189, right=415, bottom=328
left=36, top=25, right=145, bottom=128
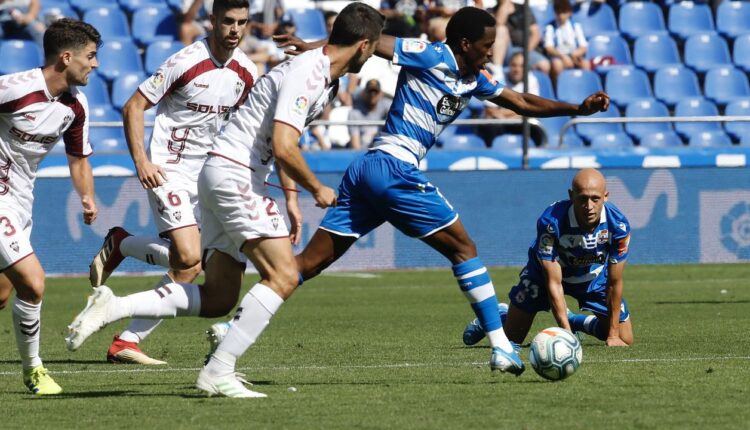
left=62, top=91, right=93, bottom=157
left=138, top=50, right=194, bottom=105
left=535, top=216, right=559, bottom=262
left=544, top=24, right=555, bottom=48
left=392, top=38, right=443, bottom=70
left=472, top=69, right=505, bottom=100
left=274, top=61, right=326, bottom=134
left=608, top=210, right=631, bottom=264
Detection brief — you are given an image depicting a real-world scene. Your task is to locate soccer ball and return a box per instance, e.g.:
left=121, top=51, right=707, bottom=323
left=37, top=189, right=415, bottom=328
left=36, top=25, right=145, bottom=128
left=528, top=327, right=583, bottom=381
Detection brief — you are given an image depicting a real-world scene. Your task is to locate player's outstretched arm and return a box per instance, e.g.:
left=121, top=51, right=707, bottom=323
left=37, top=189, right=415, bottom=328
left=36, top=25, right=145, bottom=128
left=122, top=91, right=165, bottom=189
left=540, top=259, right=572, bottom=331
left=491, top=88, right=610, bottom=118
left=275, top=164, right=303, bottom=245
left=67, top=154, right=97, bottom=225
left=605, top=261, right=628, bottom=347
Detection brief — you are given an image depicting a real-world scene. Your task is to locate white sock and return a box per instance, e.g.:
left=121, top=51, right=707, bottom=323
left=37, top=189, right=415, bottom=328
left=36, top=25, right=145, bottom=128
left=110, top=275, right=201, bottom=322
left=487, top=329, right=514, bottom=353
left=120, top=236, right=171, bottom=268
left=12, top=298, right=43, bottom=370
left=205, top=284, right=284, bottom=376
left=119, top=319, right=163, bottom=343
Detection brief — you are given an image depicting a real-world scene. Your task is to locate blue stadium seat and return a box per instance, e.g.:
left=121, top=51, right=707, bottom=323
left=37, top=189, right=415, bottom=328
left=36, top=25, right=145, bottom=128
left=556, top=69, right=602, bottom=105
left=89, top=105, right=121, bottom=122
left=145, top=40, right=184, bottom=75
left=684, top=33, right=732, bottom=73
left=531, top=3, right=555, bottom=27
left=166, top=0, right=182, bottom=12
left=112, top=73, right=146, bottom=111
left=287, top=8, right=327, bottom=41
left=491, top=134, right=523, bottom=149
left=70, top=0, right=117, bottom=14
left=668, top=2, right=715, bottom=40
left=132, top=7, right=178, bottom=47
left=83, top=7, right=131, bottom=42
left=0, top=40, right=43, bottom=75
left=532, top=70, right=554, bottom=99
left=605, top=66, right=652, bottom=109
left=639, top=131, right=685, bottom=147
left=619, top=2, right=667, bottom=40
left=88, top=105, right=127, bottom=153
left=724, top=99, right=750, bottom=142
left=689, top=131, right=733, bottom=146
left=732, top=33, right=750, bottom=73
left=97, top=40, right=144, bottom=82
left=575, top=107, right=622, bottom=143
left=40, top=3, right=78, bottom=21
left=589, top=132, right=633, bottom=148
left=704, top=66, right=750, bottom=106
left=573, top=2, right=617, bottom=36
left=586, top=34, right=631, bottom=74
left=633, top=33, right=681, bottom=73
left=437, top=134, right=487, bottom=150
left=674, top=97, right=722, bottom=139
left=539, top=116, right=583, bottom=147
left=624, top=98, right=672, bottom=142
left=79, top=72, right=111, bottom=108
left=653, top=65, right=702, bottom=107
left=717, top=1, right=750, bottom=39
left=119, top=0, right=165, bottom=14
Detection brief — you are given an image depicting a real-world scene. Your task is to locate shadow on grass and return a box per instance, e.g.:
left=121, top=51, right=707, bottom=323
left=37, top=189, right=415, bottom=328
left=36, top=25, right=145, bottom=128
left=654, top=300, right=750, bottom=305
left=23, top=390, right=136, bottom=399
left=0, top=359, right=108, bottom=365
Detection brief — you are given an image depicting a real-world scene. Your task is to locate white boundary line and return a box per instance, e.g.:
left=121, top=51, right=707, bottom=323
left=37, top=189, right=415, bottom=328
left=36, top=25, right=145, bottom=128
left=1, top=355, right=748, bottom=377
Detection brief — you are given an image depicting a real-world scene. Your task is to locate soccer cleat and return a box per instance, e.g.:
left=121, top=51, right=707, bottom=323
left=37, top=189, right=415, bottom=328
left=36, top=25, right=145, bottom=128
left=462, top=303, right=510, bottom=346
left=204, top=321, right=231, bottom=365
left=107, top=336, right=167, bottom=365
left=196, top=368, right=267, bottom=398
left=490, top=346, right=525, bottom=376
left=66, top=285, right=115, bottom=351
left=24, top=366, right=63, bottom=396
left=89, top=226, right=131, bottom=288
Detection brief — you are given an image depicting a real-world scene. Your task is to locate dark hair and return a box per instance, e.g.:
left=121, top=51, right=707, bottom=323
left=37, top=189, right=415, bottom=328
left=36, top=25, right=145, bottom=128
left=445, top=7, right=496, bottom=46
left=212, top=0, right=249, bottom=17
left=328, top=2, right=385, bottom=46
left=43, top=18, right=101, bottom=64
left=553, top=0, right=572, bottom=14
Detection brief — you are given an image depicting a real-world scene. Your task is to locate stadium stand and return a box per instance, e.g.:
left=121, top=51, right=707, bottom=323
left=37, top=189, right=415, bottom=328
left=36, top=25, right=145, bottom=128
left=533, top=70, right=554, bottom=99
left=625, top=98, right=673, bottom=143
left=575, top=106, right=622, bottom=144
left=437, top=134, right=486, bottom=150
left=716, top=0, right=750, bottom=40
left=589, top=132, right=633, bottom=148
left=586, top=34, right=632, bottom=74
left=79, top=72, right=112, bottom=109
left=97, top=40, right=144, bottom=82
left=131, top=7, right=178, bottom=46
left=573, top=2, right=617, bottom=36
left=668, top=1, right=715, bottom=41
left=639, top=131, right=685, bottom=147
left=286, top=8, right=327, bottom=41
left=633, top=33, right=681, bottom=73
left=683, top=32, right=732, bottom=73
left=653, top=65, right=702, bottom=108
left=703, top=66, right=750, bottom=107
left=605, top=66, right=652, bottom=109
left=724, top=100, right=750, bottom=142
left=119, top=0, right=167, bottom=14
left=674, top=97, right=722, bottom=141
left=0, top=40, right=43, bottom=75
left=556, top=69, right=602, bottom=105
left=618, top=2, right=667, bottom=41
left=732, top=33, right=750, bottom=72
left=491, top=134, right=523, bottom=149
left=112, top=73, right=147, bottom=111
left=70, top=0, right=113, bottom=14
left=83, top=7, right=132, bottom=43
left=145, top=40, right=184, bottom=75
left=689, top=130, right=733, bottom=147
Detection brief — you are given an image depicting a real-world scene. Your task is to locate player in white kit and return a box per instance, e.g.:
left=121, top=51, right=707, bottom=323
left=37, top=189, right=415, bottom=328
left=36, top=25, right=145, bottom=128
left=86, top=0, right=258, bottom=366
left=65, top=2, right=385, bottom=398
left=0, top=18, right=101, bottom=395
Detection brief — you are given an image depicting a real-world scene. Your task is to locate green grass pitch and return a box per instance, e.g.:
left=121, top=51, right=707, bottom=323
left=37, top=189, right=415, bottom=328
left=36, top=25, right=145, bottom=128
left=1, top=264, right=748, bottom=429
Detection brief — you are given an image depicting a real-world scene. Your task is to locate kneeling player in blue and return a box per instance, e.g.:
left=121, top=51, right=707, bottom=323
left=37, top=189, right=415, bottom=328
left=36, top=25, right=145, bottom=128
left=463, top=168, right=634, bottom=348
left=283, top=7, right=610, bottom=376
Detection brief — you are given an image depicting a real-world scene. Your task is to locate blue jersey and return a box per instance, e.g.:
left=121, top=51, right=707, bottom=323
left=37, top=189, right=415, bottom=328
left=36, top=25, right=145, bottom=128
left=526, top=200, right=631, bottom=291
left=371, top=38, right=505, bottom=165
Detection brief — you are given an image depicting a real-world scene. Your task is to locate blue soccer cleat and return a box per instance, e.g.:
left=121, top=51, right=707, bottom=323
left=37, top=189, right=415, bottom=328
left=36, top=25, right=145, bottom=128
left=490, top=346, right=525, bottom=376
left=462, top=303, right=510, bottom=346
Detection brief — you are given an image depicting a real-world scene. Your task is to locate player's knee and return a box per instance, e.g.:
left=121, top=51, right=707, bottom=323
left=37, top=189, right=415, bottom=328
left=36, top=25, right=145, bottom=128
left=201, top=294, right=238, bottom=318
left=267, top=267, right=299, bottom=299
left=170, top=249, right=201, bottom=271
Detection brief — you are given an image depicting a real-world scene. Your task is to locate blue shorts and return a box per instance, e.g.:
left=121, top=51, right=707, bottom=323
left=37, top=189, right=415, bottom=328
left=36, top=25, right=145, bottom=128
left=319, top=150, right=458, bottom=238
left=508, top=269, right=630, bottom=321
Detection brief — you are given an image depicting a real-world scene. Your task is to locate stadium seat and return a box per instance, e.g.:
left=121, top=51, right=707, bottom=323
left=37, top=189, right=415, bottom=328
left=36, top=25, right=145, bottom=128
left=674, top=97, right=722, bottom=139
left=119, top=0, right=166, bottom=14
left=287, top=8, right=327, bottom=41
left=79, top=72, right=111, bottom=109
left=437, top=134, right=487, bottom=150
left=83, top=7, right=131, bottom=42
left=112, top=73, right=147, bottom=111
left=97, top=40, right=144, bottom=82
left=145, top=40, right=184, bottom=75
left=586, top=34, right=631, bottom=74
left=491, top=134, right=523, bottom=149
left=531, top=3, right=555, bottom=27
left=689, top=131, right=733, bottom=146
left=668, top=1, right=715, bottom=41
left=533, top=70, right=554, bottom=99
left=40, top=3, right=78, bottom=21
left=589, top=132, right=633, bottom=148
left=639, top=131, right=685, bottom=147
left=732, top=33, right=750, bottom=73
left=624, top=98, right=672, bottom=142
left=653, top=65, right=702, bottom=107
left=717, top=1, right=750, bottom=39
left=539, top=116, right=584, bottom=147
left=703, top=66, right=750, bottom=106
left=633, top=33, right=681, bottom=73
left=555, top=69, right=602, bottom=105
left=70, top=0, right=117, bottom=14
left=166, top=0, right=183, bottom=12
left=573, top=2, right=617, bottom=36
left=0, top=40, right=44, bottom=75
left=132, top=7, right=178, bottom=47
left=605, top=67, right=652, bottom=109
left=575, top=107, right=622, bottom=143
left=724, top=99, right=750, bottom=142
left=684, top=33, right=732, bottom=73
left=618, top=2, right=667, bottom=40
left=88, top=105, right=127, bottom=153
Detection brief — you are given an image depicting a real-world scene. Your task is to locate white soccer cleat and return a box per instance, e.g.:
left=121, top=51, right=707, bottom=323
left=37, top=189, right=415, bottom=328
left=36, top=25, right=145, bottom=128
left=196, top=368, right=267, bottom=398
left=66, top=286, right=116, bottom=351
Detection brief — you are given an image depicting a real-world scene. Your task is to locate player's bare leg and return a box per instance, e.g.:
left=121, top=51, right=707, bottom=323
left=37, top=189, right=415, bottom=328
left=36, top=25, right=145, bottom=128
left=502, top=303, right=536, bottom=345
left=295, top=228, right=357, bottom=281
left=0, top=273, right=13, bottom=310
left=592, top=312, right=633, bottom=346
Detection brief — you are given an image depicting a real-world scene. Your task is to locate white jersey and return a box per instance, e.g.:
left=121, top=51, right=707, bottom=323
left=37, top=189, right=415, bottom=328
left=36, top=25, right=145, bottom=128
left=0, top=68, right=91, bottom=215
left=138, top=39, right=258, bottom=181
left=210, top=47, right=337, bottom=186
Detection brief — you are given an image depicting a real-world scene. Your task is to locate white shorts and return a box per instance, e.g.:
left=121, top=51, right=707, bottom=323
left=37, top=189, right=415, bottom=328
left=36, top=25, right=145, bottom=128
left=198, top=155, right=289, bottom=263
left=0, top=205, right=33, bottom=271
left=147, top=172, right=200, bottom=235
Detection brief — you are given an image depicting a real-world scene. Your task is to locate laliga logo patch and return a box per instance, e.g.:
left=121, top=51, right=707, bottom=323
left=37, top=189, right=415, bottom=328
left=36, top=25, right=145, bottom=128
left=291, top=95, right=309, bottom=116
left=402, top=39, right=426, bottom=53
left=721, top=202, right=750, bottom=258
left=150, top=71, right=165, bottom=89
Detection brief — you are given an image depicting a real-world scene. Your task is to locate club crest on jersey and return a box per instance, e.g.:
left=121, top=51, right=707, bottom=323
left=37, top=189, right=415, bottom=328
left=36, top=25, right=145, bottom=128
left=291, top=95, right=309, bottom=116
left=402, top=39, right=426, bottom=53
left=9, top=241, right=18, bottom=252
left=235, top=80, right=243, bottom=97
left=173, top=211, right=182, bottom=222
left=597, top=229, right=609, bottom=244
left=272, top=217, right=279, bottom=230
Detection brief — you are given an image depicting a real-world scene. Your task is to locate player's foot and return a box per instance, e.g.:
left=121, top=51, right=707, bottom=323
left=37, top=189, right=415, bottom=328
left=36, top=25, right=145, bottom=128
left=89, top=226, right=131, bottom=287
left=196, top=368, right=266, bottom=398
left=23, top=366, right=63, bottom=396
left=107, top=335, right=167, bottom=365
left=462, top=303, right=510, bottom=346
left=566, top=309, right=585, bottom=342
left=490, top=346, right=525, bottom=376
left=66, top=286, right=115, bottom=351
left=204, top=321, right=231, bottom=365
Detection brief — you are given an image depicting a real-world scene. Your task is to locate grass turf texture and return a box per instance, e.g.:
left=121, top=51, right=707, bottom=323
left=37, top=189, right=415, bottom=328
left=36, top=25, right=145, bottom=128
left=1, top=264, right=748, bottom=429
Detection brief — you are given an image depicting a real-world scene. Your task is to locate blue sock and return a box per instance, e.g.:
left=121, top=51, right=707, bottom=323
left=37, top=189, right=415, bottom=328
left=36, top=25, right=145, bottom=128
left=569, top=312, right=607, bottom=341
left=453, top=257, right=501, bottom=333
left=297, top=272, right=305, bottom=287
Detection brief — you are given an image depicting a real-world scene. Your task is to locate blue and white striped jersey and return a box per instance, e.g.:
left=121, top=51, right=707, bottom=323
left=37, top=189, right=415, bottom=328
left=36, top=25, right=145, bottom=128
left=526, top=200, right=631, bottom=290
left=370, top=38, right=505, bottom=166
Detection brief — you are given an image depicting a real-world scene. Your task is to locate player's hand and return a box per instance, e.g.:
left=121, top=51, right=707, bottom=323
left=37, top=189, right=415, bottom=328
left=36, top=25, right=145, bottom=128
left=81, top=197, right=97, bottom=225
left=272, top=34, right=310, bottom=56
left=312, top=186, right=337, bottom=208
left=136, top=160, right=168, bottom=189
left=577, top=91, right=610, bottom=116
left=606, top=336, right=628, bottom=347
left=286, top=200, right=303, bottom=246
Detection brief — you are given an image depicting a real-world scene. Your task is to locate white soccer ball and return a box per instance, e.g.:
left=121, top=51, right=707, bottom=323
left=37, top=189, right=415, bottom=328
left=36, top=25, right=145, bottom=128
left=528, top=327, right=583, bottom=381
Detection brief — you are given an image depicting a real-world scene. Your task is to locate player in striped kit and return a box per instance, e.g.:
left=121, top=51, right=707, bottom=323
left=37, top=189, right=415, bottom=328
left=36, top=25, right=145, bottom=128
left=86, top=0, right=258, bottom=365
left=0, top=18, right=101, bottom=395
